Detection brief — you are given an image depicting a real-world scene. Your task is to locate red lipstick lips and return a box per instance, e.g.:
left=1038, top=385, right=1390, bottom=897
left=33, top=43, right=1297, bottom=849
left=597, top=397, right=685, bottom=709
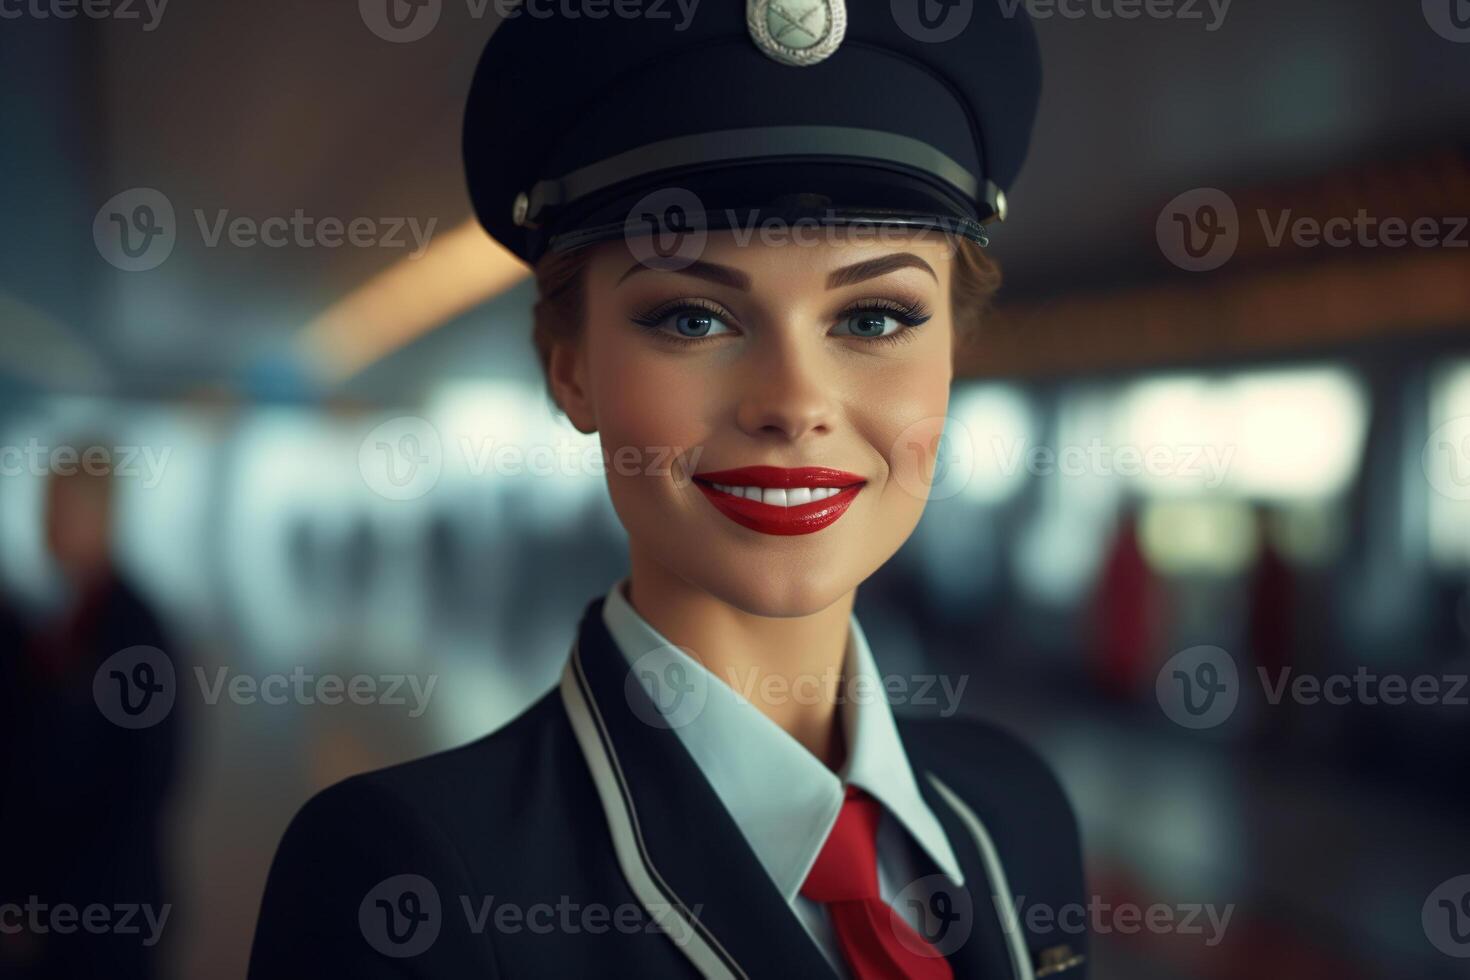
left=692, top=465, right=866, bottom=536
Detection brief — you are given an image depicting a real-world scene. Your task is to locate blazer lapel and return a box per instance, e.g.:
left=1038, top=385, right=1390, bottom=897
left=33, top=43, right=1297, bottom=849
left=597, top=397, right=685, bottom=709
left=559, top=597, right=839, bottom=980
left=914, top=771, right=1034, bottom=980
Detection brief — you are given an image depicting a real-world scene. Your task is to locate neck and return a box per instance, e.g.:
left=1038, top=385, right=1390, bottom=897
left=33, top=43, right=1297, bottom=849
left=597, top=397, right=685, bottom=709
left=625, top=546, right=854, bottom=771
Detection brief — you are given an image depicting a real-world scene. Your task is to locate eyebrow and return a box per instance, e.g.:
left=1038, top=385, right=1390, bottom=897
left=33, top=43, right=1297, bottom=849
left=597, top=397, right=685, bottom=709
left=826, top=252, right=938, bottom=288
left=616, top=251, right=937, bottom=290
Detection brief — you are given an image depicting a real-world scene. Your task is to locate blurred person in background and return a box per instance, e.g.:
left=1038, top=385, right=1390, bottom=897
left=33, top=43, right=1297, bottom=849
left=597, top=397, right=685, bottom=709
left=0, top=442, right=182, bottom=980
left=1245, top=505, right=1297, bottom=746
left=1090, top=504, right=1165, bottom=702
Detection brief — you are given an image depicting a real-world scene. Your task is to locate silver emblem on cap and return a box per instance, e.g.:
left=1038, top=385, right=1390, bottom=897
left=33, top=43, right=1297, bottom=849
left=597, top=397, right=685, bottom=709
left=511, top=191, right=530, bottom=227
left=747, top=0, right=846, bottom=66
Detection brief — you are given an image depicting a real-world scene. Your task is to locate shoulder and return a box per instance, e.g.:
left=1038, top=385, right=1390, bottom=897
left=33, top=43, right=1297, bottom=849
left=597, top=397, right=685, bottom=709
left=898, top=713, right=1081, bottom=834
left=266, top=685, right=577, bottom=852
left=317, top=686, right=576, bottom=817
left=898, top=713, right=1087, bottom=895
left=899, top=714, right=1091, bottom=974
left=248, top=688, right=578, bottom=978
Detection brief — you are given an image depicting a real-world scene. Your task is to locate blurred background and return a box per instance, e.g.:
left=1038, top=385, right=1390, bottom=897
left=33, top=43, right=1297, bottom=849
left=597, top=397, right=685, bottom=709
left=2, top=0, right=1469, bottom=977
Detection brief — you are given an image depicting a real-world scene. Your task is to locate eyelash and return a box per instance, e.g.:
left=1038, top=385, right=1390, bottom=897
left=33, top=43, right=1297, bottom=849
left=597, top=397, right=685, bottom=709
left=629, top=296, right=933, bottom=348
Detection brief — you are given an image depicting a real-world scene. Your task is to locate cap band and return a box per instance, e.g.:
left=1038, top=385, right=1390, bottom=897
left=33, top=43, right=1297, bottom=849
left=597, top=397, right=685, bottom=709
left=546, top=207, right=991, bottom=256
left=522, top=125, right=993, bottom=227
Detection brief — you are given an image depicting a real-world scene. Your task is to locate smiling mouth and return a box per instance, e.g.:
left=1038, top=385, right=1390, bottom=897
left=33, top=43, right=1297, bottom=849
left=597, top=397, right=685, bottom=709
left=691, top=465, right=867, bottom=536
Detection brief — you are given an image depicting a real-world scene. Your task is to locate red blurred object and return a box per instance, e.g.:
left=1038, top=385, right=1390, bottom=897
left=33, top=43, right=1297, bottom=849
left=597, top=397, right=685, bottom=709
left=1090, top=510, right=1164, bottom=700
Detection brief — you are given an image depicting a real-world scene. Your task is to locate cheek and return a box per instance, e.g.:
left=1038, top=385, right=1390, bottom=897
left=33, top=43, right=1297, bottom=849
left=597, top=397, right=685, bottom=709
left=866, top=351, right=954, bottom=504
left=587, top=331, right=709, bottom=495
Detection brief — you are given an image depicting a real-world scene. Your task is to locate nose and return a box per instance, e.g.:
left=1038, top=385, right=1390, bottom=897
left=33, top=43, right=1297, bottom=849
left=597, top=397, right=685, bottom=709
left=733, top=331, right=837, bottom=442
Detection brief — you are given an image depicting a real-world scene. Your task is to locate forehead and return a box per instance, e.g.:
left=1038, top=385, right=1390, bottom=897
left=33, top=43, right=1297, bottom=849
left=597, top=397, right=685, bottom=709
left=584, top=226, right=957, bottom=291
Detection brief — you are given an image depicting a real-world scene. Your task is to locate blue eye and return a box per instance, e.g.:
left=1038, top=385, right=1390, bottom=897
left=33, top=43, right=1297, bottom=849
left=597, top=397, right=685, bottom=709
left=831, top=300, right=932, bottom=344
left=670, top=311, right=731, bottom=338
left=835, top=311, right=900, bottom=338
left=631, top=302, right=736, bottom=343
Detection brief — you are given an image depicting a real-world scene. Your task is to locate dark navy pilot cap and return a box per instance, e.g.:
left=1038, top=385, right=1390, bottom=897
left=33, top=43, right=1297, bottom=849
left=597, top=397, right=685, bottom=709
left=464, top=0, right=1042, bottom=265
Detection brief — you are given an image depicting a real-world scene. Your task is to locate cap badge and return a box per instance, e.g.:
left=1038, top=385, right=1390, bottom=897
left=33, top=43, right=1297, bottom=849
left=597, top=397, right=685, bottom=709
left=747, top=0, right=846, bottom=66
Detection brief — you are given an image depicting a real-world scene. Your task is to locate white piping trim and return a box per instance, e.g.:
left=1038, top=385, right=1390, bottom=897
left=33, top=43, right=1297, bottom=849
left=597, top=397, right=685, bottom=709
left=926, top=772, right=1036, bottom=980
left=559, top=648, right=745, bottom=980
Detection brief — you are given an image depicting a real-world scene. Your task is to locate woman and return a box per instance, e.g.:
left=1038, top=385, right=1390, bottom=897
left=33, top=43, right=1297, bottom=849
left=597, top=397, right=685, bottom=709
left=249, top=1, right=1087, bottom=977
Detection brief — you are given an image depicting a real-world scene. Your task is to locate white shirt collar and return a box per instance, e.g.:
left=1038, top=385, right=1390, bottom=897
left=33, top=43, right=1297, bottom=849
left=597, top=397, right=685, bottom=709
left=600, top=577, right=964, bottom=902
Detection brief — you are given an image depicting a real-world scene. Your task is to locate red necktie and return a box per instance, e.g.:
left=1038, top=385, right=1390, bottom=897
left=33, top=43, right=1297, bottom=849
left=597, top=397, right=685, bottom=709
left=800, top=786, right=955, bottom=980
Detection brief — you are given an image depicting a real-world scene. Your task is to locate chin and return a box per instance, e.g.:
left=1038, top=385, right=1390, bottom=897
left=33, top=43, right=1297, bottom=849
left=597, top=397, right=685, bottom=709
left=681, top=551, right=868, bottom=619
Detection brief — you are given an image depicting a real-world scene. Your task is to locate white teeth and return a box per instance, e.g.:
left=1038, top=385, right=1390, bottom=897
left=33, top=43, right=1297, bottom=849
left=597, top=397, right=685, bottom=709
left=707, top=484, right=847, bottom=506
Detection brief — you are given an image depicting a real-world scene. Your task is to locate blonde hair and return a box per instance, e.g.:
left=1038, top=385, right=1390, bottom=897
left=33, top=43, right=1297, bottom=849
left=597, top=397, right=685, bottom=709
left=530, top=234, right=1000, bottom=401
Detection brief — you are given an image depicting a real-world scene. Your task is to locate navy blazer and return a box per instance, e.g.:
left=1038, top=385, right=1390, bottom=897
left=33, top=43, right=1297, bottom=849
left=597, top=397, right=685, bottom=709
left=248, top=597, right=1088, bottom=979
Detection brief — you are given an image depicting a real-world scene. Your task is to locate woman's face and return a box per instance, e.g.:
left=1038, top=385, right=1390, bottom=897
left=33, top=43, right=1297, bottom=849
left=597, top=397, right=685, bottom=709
left=558, top=229, right=956, bottom=618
